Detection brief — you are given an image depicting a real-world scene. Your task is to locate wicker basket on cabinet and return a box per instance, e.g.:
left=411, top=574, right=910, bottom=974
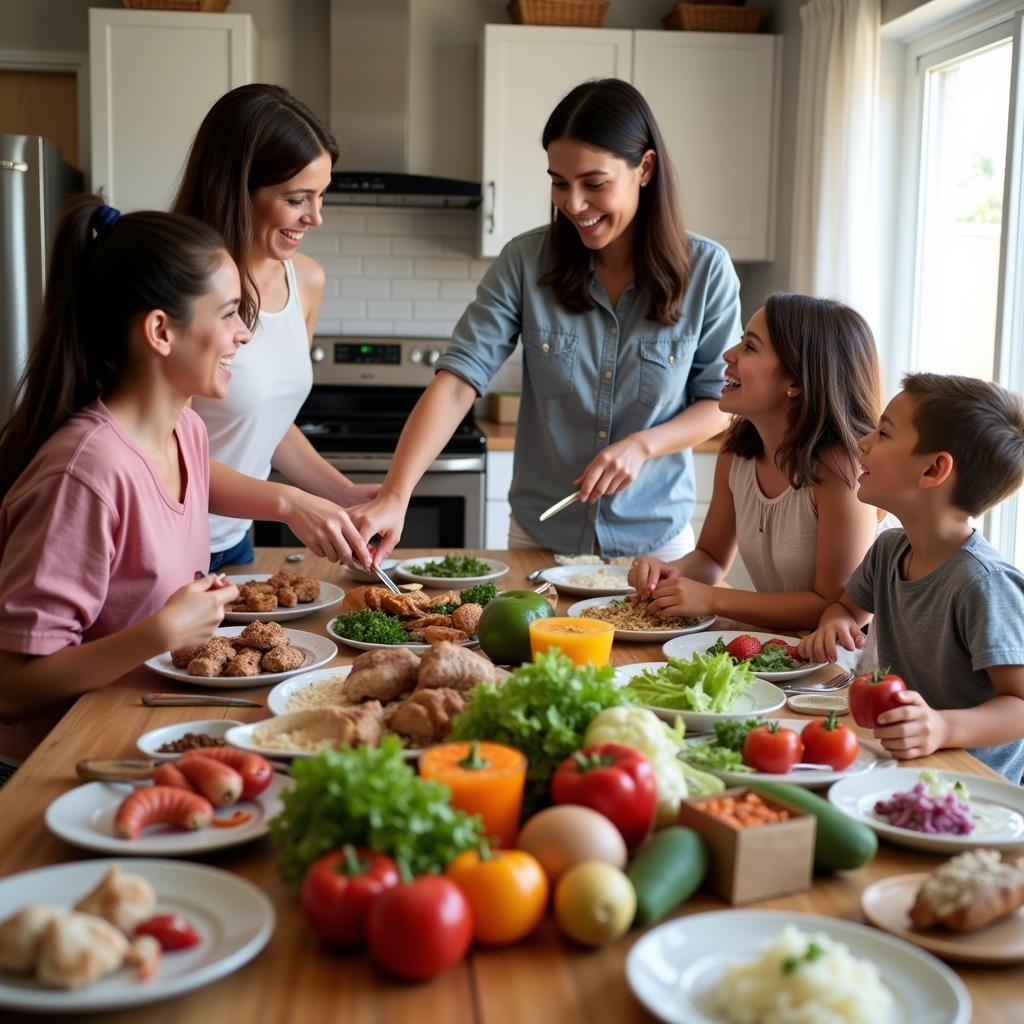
left=122, top=0, right=230, bottom=11
left=507, top=0, right=610, bottom=27
left=662, top=3, right=764, bottom=32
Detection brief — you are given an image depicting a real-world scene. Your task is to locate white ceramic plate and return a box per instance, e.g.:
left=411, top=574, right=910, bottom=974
left=44, top=774, right=290, bottom=856
left=614, top=661, right=786, bottom=732
left=625, top=909, right=970, bottom=1024
left=325, top=617, right=478, bottom=653
left=341, top=558, right=400, bottom=584
left=393, top=556, right=509, bottom=590
left=0, top=858, right=274, bottom=1014
left=828, top=767, right=1024, bottom=853
left=145, top=626, right=338, bottom=688
left=861, top=872, right=1024, bottom=965
left=136, top=719, right=235, bottom=759
left=222, top=574, right=344, bottom=623
left=566, top=596, right=714, bottom=642
left=686, top=717, right=894, bottom=789
left=538, top=564, right=634, bottom=597
left=266, top=665, right=355, bottom=716
left=661, top=630, right=827, bottom=681
left=225, top=718, right=420, bottom=762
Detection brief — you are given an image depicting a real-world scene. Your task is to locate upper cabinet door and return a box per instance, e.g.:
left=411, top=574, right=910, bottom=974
left=480, top=25, right=632, bottom=258
left=633, top=31, right=778, bottom=262
left=89, top=9, right=256, bottom=211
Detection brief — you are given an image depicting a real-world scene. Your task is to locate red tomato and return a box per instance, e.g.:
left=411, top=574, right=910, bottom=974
left=801, top=712, right=860, bottom=770
left=367, top=875, right=473, bottom=982
left=848, top=667, right=907, bottom=728
left=300, top=846, right=400, bottom=949
left=743, top=722, right=804, bottom=774
left=550, top=743, right=657, bottom=851
left=135, top=913, right=200, bottom=951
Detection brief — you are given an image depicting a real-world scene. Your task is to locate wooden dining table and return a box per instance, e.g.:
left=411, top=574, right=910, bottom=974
left=0, top=547, right=1018, bottom=1023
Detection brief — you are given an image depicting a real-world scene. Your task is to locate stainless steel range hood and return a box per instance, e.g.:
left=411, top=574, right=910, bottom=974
left=327, top=0, right=481, bottom=209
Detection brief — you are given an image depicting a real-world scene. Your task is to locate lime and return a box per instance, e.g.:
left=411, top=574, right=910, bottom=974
left=476, top=590, right=554, bottom=665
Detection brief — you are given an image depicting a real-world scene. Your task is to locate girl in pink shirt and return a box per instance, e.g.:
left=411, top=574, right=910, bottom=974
left=0, top=196, right=250, bottom=761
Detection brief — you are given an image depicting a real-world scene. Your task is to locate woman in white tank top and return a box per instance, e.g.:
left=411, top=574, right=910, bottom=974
left=630, top=294, right=885, bottom=631
left=174, top=85, right=378, bottom=570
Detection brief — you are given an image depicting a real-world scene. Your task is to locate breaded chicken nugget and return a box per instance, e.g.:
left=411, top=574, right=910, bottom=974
left=421, top=626, right=470, bottom=643
left=237, top=621, right=288, bottom=650
left=187, top=656, right=224, bottom=677
left=203, top=637, right=237, bottom=662
left=261, top=645, right=305, bottom=672
left=243, top=592, right=277, bottom=612
left=292, top=577, right=320, bottom=603
left=267, top=570, right=296, bottom=588
left=170, top=644, right=204, bottom=669
left=224, top=648, right=263, bottom=676
left=276, top=587, right=298, bottom=608
left=451, top=603, right=483, bottom=635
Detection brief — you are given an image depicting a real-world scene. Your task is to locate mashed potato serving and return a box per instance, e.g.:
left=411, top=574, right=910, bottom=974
left=712, top=925, right=893, bottom=1024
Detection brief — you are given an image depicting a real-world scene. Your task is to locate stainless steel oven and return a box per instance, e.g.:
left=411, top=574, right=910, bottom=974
left=254, top=336, right=486, bottom=548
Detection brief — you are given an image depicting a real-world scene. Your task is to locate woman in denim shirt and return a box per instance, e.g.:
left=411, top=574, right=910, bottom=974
left=352, top=79, right=740, bottom=559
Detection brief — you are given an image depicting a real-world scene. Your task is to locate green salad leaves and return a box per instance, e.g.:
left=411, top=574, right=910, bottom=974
left=450, top=649, right=632, bottom=809
left=329, top=609, right=408, bottom=645
left=624, top=653, right=756, bottom=713
left=270, top=738, right=483, bottom=883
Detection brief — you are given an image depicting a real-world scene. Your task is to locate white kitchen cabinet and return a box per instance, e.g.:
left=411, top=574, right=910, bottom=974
left=479, top=25, right=633, bottom=258
left=633, top=31, right=778, bottom=261
left=89, top=8, right=256, bottom=212
left=479, top=25, right=778, bottom=262
left=485, top=450, right=515, bottom=549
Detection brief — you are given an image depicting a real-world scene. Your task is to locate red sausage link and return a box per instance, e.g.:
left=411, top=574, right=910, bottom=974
left=114, top=786, right=213, bottom=839
left=176, top=756, right=243, bottom=806
left=181, top=747, right=272, bottom=799
left=152, top=762, right=196, bottom=792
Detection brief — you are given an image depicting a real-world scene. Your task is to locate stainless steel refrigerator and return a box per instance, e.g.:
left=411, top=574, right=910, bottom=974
left=0, top=135, right=83, bottom=417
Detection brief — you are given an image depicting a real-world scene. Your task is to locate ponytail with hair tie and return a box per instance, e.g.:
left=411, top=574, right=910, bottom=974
left=90, top=204, right=121, bottom=237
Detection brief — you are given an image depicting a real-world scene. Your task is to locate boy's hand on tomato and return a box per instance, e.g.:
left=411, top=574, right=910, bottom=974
left=801, top=712, right=860, bottom=770
left=366, top=875, right=473, bottom=981
left=873, top=690, right=948, bottom=759
left=301, top=846, right=399, bottom=949
left=551, top=744, right=657, bottom=851
left=848, top=667, right=908, bottom=728
left=796, top=618, right=865, bottom=664
left=743, top=723, right=804, bottom=774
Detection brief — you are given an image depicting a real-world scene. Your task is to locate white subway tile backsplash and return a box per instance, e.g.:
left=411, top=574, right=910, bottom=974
left=321, top=211, right=366, bottom=234
left=320, top=298, right=366, bottom=320
left=341, top=236, right=391, bottom=256
left=316, top=317, right=342, bottom=334
left=364, top=212, right=419, bottom=236
left=368, top=300, right=413, bottom=320
left=413, top=213, right=475, bottom=238
left=392, top=279, right=440, bottom=299
left=362, top=257, right=414, bottom=279
left=414, top=300, right=468, bottom=320
left=391, top=235, right=450, bottom=257
left=341, top=279, right=389, bottom=299
left=440, top=280, right=480, bottom=301
left=393, top=320, right=457, bottom=337
left=319, top=256, right=362, bottom=277
left=414, top=259, right=468, bottom=280
left=300, top=233, right=340, bottom=255
left=341, top=320, right=395, bottom=336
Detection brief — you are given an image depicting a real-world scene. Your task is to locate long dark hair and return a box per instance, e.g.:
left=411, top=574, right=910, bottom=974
left=172, top=84, right=338, bottom=330
left=0, top=195, right=225, bottom=501
left=723, top=294, right=881, bottom=489
left=538, top=79, right=690, bottom=325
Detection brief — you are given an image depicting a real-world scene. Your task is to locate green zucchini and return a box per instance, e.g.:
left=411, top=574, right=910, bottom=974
left=627, top=827, right=708, bottom=925
left=750, top=781, right=877, bottom=872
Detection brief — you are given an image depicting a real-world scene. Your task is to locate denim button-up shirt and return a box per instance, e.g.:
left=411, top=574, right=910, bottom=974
left=436, top=226, right=741, bottom=556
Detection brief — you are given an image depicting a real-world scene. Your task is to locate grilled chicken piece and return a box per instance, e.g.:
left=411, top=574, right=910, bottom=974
left=0, top=905, right=64, bottom=974
left=386, top=687, right=468, bottom=744
left=73, top=866, right=155, bottom=935
left=404, top=614, right=454, bottom=631
left=35, top=912, right=130, bottom=990
left=417, top=641, right=501, bottom=692
left=451, top=603, right=483, bottom=634
left=345, top=648, right=421, bottom=702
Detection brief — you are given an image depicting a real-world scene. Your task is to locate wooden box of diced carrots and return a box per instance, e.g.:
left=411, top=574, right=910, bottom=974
left=678, top=788, right=815, bottom=904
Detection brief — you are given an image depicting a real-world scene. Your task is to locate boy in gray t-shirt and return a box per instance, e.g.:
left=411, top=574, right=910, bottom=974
left=799, top=373, right=1024, bottom=782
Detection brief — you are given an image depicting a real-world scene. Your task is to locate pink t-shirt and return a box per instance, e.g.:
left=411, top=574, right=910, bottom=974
left=0, top=400, right=211, bottom=757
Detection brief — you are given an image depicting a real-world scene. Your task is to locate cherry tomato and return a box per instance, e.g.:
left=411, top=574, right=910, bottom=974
left=300, top=846, right=400, bottom=949
left=743, top=722, right=804, bottom=774
left=135, top=913, right=200, bottom=951
left=367, top=875, right=473, bottom=981
left=848, top=667, right=907, bottom=728
left=446, top=845, right=548, bottom=945
left=801, top=712, right=860, bottom=770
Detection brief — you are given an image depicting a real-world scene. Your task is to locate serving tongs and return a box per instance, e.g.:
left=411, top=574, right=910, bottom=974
left=142, top=693, right=262, bottom=708
left=371, top=562, right=403, bottom=595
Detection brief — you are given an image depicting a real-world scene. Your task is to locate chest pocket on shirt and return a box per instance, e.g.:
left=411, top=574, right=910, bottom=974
left=638, top=335, right=696, bottom=407
left=521, top=325, right=578, bottom=399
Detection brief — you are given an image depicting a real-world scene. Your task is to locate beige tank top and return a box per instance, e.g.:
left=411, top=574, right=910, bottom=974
left=729, top=455, right=819, bottom=593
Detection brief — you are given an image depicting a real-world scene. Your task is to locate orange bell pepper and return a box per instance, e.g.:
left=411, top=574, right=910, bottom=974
left=446, top=844, right=548, bottom=945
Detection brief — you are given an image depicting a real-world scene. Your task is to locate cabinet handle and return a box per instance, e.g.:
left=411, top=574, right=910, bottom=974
left=486, top=180, right=496, bottom=235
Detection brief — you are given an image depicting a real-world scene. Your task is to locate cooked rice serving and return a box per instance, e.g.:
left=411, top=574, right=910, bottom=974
left=565, top=569, right=630, bottom=589
left=580, top=599, right=701, bottom=630
left=286, top=674, right=353, bottom=711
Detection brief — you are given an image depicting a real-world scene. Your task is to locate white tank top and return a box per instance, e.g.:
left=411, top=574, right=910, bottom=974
left=193, top=259, right=313, bottom=552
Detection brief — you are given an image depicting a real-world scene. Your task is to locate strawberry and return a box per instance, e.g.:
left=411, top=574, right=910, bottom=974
left=725, top=634, right=762, bottom=661
left=765, top=637, right=803, bottom=661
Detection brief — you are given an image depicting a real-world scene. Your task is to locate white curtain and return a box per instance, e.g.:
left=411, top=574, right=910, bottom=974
left=790, top=0, right=881, bottom=324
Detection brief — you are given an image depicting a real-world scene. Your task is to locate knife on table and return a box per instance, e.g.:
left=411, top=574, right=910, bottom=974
left=142, top=693, right=262, bottom=708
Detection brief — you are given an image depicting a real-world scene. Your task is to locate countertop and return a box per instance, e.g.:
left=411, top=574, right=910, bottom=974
left=479, top=418, right=725, bottom=455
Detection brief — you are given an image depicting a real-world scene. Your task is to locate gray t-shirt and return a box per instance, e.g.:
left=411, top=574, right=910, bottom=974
left=846, top=528, right=1024, bottom=782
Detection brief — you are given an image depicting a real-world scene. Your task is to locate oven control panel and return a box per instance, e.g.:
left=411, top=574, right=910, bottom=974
left=310, top=336, right=449, bottom=386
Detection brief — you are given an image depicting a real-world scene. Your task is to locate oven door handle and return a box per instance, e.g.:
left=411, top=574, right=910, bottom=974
left=322, top=454, right=486, bottom=474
